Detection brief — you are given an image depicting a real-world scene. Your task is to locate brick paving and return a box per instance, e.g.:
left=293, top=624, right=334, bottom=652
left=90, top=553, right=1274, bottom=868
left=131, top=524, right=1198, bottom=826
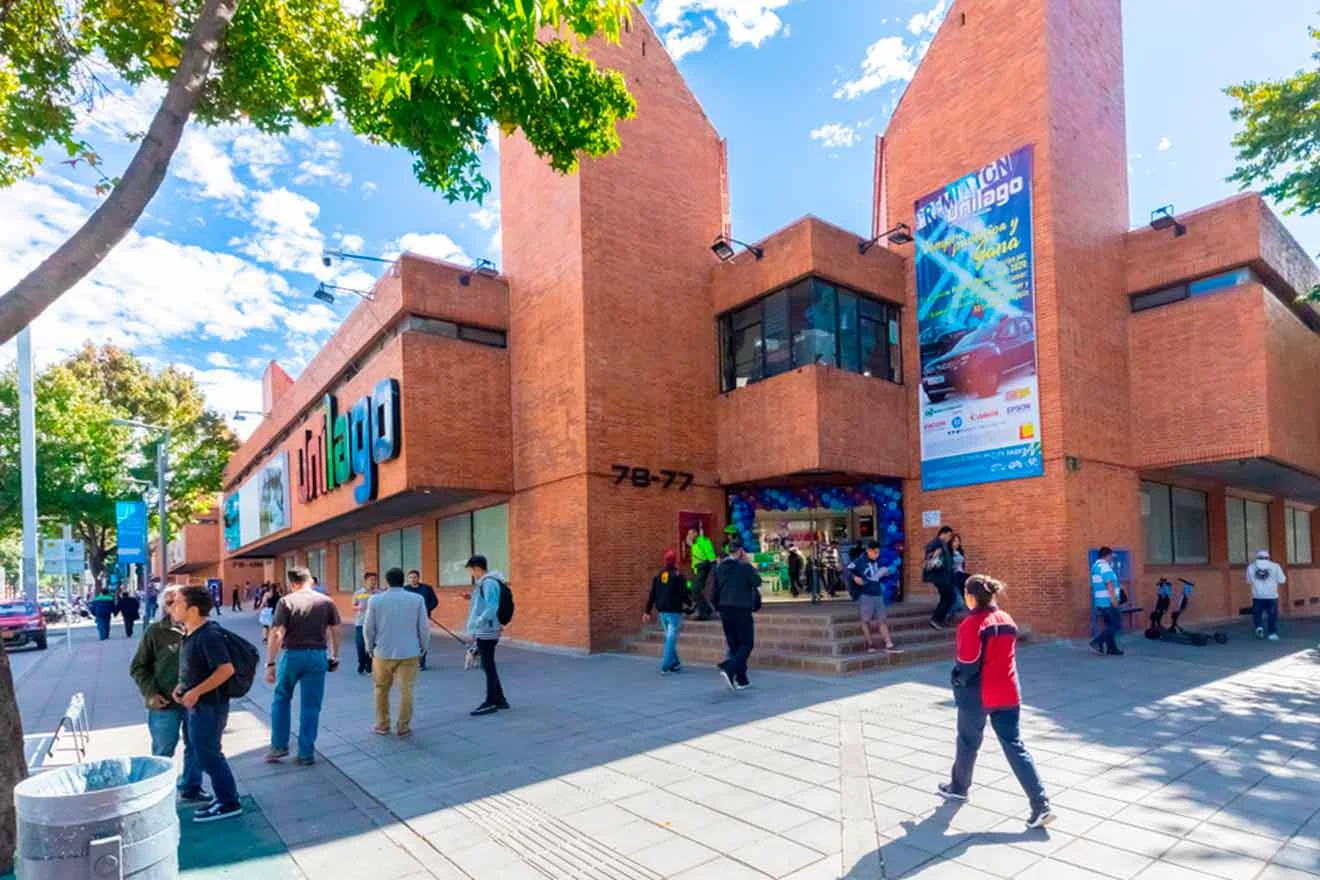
left=12, top=610, right=1320, bottom=879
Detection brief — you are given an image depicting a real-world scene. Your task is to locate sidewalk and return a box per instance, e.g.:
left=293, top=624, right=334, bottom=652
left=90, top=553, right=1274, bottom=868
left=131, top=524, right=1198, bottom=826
left=12, top=609, right=1320, bottom=879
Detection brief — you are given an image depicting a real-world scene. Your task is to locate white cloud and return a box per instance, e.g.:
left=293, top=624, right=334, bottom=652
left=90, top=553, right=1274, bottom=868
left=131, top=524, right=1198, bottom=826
left=206, top=351, right=236, bottom=368
left=360, top=181, right=378, bottom=198
left=177, top=366, right=264, bottom=440
left=337, top=233, right=366, bottom=252
left=237, top=188, right=327, bottom=276
left=834, top=36, right=917, bottom=100
left=908, top=0, right=949, bottom=36
left=488, top=227, right=503, bottom=259
left=293, top=138, right=352, bottom=188
left=174, top=129, right=246, bottom=202
left=664, top=20, right=717, bottom=61
left=231, top=131, right=290, bottom=186
left=469, top=199, right=500, bottom=231
left=652, top=0, right=789, bottom=55
left=810, top=122, right=859, bottom=149
left=386, top=233, right=470, bottom=265
left=1158, top=136, right=1172, bottom=152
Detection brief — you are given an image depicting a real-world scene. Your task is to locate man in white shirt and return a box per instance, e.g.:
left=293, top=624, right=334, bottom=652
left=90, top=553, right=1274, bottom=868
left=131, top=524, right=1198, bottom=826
left=1247, top=549, right=1286, bottom=641
left=363, top=567, right=429, bottom=736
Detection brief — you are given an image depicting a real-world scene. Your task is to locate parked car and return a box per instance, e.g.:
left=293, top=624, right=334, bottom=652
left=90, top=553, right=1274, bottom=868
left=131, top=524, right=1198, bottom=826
left=39, top=597, right=66, bottom=622
left=0, top=599, right=48, bottom=650
left=921, top=314, right=1036, bottom=401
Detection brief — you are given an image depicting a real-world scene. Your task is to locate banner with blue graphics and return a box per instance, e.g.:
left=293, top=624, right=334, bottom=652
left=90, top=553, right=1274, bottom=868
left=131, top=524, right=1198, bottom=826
left=914, top=145, right=1043, bottom=491
left=116, top=500, right=148, bottom=565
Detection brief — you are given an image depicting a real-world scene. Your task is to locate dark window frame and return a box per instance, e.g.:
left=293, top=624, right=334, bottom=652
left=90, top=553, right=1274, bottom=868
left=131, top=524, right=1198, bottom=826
left=1130, top=266, right=1262, bottom=314
left=718, top=277, right=902, bottom=392
left=1142, top=480, right=1209, bottom=565
left=1286, top=505, right=1314, bottom=566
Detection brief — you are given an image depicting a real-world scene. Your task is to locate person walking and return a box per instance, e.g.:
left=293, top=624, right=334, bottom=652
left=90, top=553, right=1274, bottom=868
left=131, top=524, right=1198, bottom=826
left=90, top=584, right=116, bottom=640
left=1248, top=549, right=1287, bottom=641
left=923, top=526, right=957, bottom=630
left=686, top=528, right=717, bottom=620
left=465, top=555, right=509, bottom=716
left=231, top=585, right=242, bottom=612
left=143, top=579, right=160, bottom=624
left=117, top=589, right=141, bottom=637
left=208, top=581, right=223, bottom=616
left=130, top=587, right=207, bottom=803
left=847, top=541, right=903, bottom=654
left=644, top=550, right=687, bottom=674
left=405, top=570, right=439, bottom=669
left=821, top=541, right=841, bottom=597
left=787, top=544, right=805, bottom=597
left=949, top=533, right=969, bottom=617
left=1089, top=546, right=1123, bottom=656
left=363, top=567, right=429, bottom=736
left=711, top=538, right=761, bottom=691
left=264, top=567, right=341, bottom=765
left=938, top=574, right=1054, bottom=830
left=170, top=585, right=243, bottom=823
left=353, top=571, right=381, bottom=675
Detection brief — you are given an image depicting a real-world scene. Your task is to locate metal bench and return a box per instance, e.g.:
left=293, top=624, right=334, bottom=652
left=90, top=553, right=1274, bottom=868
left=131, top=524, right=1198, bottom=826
left=26, top=692, right=89, bottom=771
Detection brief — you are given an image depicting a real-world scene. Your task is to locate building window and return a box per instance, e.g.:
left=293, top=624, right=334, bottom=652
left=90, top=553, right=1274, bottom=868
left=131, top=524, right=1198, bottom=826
left=1226, top=496, right=1270, bottom=565
left=1141, top=481, right=1209, bottom=565
left=1131, top=266, right=1259, bottom=313
left=458, top=326, right=507, bottom=348
left=1286, top=506, right=1313, bottom=565
left=719, top=278, right=901, bottom=391
left=378, top=526, right=422, bottom=578
left=437, top=504, right=509, bottom=584
left=306, top=548, right=327, bottom=587
left=336, top=540, right=362, bottom=593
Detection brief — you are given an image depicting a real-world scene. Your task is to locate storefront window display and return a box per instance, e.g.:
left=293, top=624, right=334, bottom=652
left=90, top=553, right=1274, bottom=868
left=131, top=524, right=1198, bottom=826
left=728, top=482, right=904, bottom=601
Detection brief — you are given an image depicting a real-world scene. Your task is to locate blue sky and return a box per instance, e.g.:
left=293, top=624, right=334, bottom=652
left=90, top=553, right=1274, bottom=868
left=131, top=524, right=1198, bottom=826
left=1, top=0, right=1316, bottom=439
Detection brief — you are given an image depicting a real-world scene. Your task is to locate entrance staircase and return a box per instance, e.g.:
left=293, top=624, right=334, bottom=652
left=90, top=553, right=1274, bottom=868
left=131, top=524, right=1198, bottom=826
left=623, top=598, right=958, bottom=675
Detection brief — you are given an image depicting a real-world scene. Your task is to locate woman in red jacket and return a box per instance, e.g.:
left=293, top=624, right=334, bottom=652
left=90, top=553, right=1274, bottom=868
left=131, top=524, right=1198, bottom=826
left=938, top=574, right=1054, bottom=829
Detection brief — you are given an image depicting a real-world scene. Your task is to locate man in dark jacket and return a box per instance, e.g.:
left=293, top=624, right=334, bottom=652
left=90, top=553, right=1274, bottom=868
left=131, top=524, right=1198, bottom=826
left=90, top=585, right=116, bottom=640
left=924, top=526, right=957, bottom=629
left=644, top=550, right=688, bottom=674
left=129, top=587, right=207, bottom=801
left=405, top=569, right=439, bottom=669
left=712, top=539, right=761, bottom=691
left=117, top=590, right=141, bottom=637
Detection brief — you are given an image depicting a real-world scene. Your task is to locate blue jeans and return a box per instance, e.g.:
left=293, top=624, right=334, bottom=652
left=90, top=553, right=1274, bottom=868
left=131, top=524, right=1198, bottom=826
left=659, top=612, right=683, bottom=671
left=186, top=700, right=238, bottom=808
left=271, top=648, right=327, bottom=759
left=94, top=615, right=110, bottom=640
left=144, top=598, right=157, bottom=624
left=1252, top=598, right=1279, bottom=636
left=950, top=693, right=1048, bottom=811
left=1091, top=606, right=1121, bottom=653
left=147, top=706, right=203, bottom=793
left=354, top=625, right=371, bottom=674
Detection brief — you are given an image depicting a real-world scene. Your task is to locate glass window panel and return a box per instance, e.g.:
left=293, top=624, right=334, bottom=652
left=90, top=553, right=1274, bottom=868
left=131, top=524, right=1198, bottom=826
left=888, top=311, right=902, bottom=384
left=1143, top=482, right=1173, bottom=564
left=859, top=317, right=889, bottom=379
left=838, top=290, right=860, bottom=372
left=1171, top=487, right=1209, bottom=564
left=732, top=302, right=761, bottom=331
left=1226, top=498, right=1247, bottom=565
left=790, top=279, right=837, bottom=367
left=458, top=326, right=506, bottom=347
left=859, top=297, right=886, bottom=321
left=1189, top=268, right=1251, bottom=296
left=1297, top=510, right=1313, bottom=565
left=400, top=525, right=422, bottom=576
left=763, top=290, right=790, bottom=377
left=378, top=529, right=402, bottom=577
left=731, top=323, right=763, bottom=388
left=336, top=541, right=358, bottom=593
left=473, top=504, right=510, bottom=576
left=438, top=514, right=472, bottom=585
left=1244, top=500, right=1269, bottom=564
left=1131, top=285, right=1188, bottom=312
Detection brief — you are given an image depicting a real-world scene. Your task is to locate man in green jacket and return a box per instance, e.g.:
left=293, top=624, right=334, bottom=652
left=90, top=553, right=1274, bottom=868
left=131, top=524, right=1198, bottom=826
left=686, top=528, right=717, bottom=620
left=129, top=587, right=207, bottom=801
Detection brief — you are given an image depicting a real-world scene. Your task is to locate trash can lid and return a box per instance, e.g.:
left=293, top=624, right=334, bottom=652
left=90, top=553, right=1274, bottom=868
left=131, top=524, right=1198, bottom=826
left=15, top=757, right=176, bottom=824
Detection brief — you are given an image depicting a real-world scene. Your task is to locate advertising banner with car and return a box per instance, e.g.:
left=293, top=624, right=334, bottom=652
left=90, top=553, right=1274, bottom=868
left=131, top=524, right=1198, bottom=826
left=914, top=144, right=1044, bottom=491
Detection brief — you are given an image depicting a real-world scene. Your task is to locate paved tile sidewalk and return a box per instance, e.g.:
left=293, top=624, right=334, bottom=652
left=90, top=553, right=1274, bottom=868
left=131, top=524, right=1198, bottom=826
left=13, top=610, right=1320, bottom=879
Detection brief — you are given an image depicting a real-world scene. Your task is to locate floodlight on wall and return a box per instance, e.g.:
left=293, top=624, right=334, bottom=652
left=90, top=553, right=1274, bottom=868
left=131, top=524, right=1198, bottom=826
left=458, top=258, right=500, bottom=287
left=858, top=223, right=915, bottom=254
left=711, top=235, right=764, bottom=262
left=232, top=410, right=266, bottom=421
left=321, top=248, right=394, bottom=268
left=1149, top=205, right=1187, bottom=238
left=312, top=282, right=374, bottom=304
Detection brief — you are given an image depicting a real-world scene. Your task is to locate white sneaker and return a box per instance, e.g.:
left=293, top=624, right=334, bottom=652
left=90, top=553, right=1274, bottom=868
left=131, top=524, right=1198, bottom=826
left=1255, top=627, right=1264, bottom=639
left=1268, top=634, right=1279, bottom=641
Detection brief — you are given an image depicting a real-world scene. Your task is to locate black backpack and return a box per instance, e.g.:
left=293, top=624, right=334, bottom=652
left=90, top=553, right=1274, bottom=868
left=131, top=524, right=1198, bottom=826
left=218, top=626, right=259, bottom=698
left=494, top=578, right=515, bottom=626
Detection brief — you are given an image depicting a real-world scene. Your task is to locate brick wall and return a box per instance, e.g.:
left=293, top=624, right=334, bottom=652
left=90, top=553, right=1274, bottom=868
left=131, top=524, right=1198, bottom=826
left=1265, top=293, right=1320, bottom=477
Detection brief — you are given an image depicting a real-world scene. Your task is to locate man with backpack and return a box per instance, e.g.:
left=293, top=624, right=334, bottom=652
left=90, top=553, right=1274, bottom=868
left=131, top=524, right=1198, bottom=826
left=264, top=567, right=340, bottom=765
left=1247, top=549, right=1286, bottom=641
left=464, top=554, right=511, bottom=716
left=170, top=585, right=244, bottom=823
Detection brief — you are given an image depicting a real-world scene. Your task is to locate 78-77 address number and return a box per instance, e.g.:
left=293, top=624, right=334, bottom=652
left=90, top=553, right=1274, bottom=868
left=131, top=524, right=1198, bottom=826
left=611, top=465, right=694, bottom=490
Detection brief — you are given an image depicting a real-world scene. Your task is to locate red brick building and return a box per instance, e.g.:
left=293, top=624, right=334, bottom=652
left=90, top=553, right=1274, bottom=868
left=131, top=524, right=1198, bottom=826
left=212, top=0, right=1319, bottom=652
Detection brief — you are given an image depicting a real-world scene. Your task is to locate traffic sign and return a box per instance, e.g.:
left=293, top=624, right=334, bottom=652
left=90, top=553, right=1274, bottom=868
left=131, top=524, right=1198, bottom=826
left=41, top=538, right=83, bottom=575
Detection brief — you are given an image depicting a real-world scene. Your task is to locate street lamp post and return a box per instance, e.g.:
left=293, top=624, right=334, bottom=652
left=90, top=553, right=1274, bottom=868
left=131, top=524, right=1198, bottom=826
left=112, top=419, right=171, bottom=588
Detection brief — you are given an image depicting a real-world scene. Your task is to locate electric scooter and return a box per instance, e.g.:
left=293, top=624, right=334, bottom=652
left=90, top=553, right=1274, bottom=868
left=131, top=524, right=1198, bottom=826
left=1145, top=578, right=1228, bottom=646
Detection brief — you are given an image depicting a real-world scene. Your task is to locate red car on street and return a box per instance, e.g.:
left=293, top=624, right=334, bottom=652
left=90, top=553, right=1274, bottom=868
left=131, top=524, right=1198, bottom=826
left=0, top=599, right=48, bottom=651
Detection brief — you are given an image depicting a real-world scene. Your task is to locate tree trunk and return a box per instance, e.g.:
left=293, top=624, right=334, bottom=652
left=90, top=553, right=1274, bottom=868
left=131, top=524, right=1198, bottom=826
left=0, top=0, right=242, bottom=346
left=0, top=641, right=27, bottom=874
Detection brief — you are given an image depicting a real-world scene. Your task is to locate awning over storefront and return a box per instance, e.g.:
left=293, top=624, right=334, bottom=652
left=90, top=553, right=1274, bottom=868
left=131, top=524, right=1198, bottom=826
left=227, top=487, right=484, bottom=558
left=1169, top=458, right=1320, bottom=505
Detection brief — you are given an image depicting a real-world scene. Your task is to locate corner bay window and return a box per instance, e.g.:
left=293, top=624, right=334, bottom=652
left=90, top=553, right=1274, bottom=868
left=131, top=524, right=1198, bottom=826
left=1226, top=496, right=1270, bottom=566
left=1141, top=481, right=1208, bottom=565
left=720, top=278, right=901, bottom=392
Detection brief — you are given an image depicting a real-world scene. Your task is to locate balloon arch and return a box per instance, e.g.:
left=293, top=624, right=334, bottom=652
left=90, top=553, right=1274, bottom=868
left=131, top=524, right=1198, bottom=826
left=728, top=481, right=905, bottom=601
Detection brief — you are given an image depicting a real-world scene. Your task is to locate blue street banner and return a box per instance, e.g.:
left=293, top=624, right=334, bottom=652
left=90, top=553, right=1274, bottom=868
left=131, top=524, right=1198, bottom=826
left=914, top=144, right=1043, bottom=491
left=115, top=500, right=148, bottom=565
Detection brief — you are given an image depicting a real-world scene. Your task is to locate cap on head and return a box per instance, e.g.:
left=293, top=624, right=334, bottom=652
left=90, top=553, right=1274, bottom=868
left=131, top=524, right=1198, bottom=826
left=1256, top=549, right=1270, bottom=560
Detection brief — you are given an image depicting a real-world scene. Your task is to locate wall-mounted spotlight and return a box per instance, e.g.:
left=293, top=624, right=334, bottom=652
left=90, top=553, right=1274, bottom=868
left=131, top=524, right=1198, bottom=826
left=321, top=248, right=394, bottom=268
left=312, top=282, right=374, bottom=304
left=858, top=223, right=914, bottom=254
left=232, top=409, right=266, bottom=422
left=711, top=235, right=764, bottom=262
left=1149, top=205, right=1187, bottom=238
left=458, top=258, right=500, bottom=287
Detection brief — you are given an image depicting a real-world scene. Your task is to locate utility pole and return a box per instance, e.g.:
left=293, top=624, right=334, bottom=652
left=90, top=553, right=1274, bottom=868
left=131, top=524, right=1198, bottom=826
left=18, top=327, right=38, bottom=605
left=157, top=435, right=169, bottom=589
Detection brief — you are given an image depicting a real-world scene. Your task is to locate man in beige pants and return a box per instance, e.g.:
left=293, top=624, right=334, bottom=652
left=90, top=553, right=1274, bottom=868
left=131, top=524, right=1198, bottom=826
left=362, top=567, right=430, bottom=736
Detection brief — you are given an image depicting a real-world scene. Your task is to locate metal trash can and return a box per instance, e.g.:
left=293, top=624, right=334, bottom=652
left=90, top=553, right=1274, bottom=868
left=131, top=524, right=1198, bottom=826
left=14, top=757, right=179, bottom=879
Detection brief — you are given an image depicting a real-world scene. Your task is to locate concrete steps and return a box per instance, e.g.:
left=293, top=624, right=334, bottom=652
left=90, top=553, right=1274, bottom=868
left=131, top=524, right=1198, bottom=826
left=621, top=601, right=959, bottom=676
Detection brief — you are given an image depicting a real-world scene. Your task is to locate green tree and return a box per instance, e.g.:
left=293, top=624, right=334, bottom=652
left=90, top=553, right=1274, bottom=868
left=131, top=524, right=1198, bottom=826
left=0, top=0, right=637, bottom=343
left=1226, top=23, right=1320, bottom=301
left=0, top=343, right=237, bottom=581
